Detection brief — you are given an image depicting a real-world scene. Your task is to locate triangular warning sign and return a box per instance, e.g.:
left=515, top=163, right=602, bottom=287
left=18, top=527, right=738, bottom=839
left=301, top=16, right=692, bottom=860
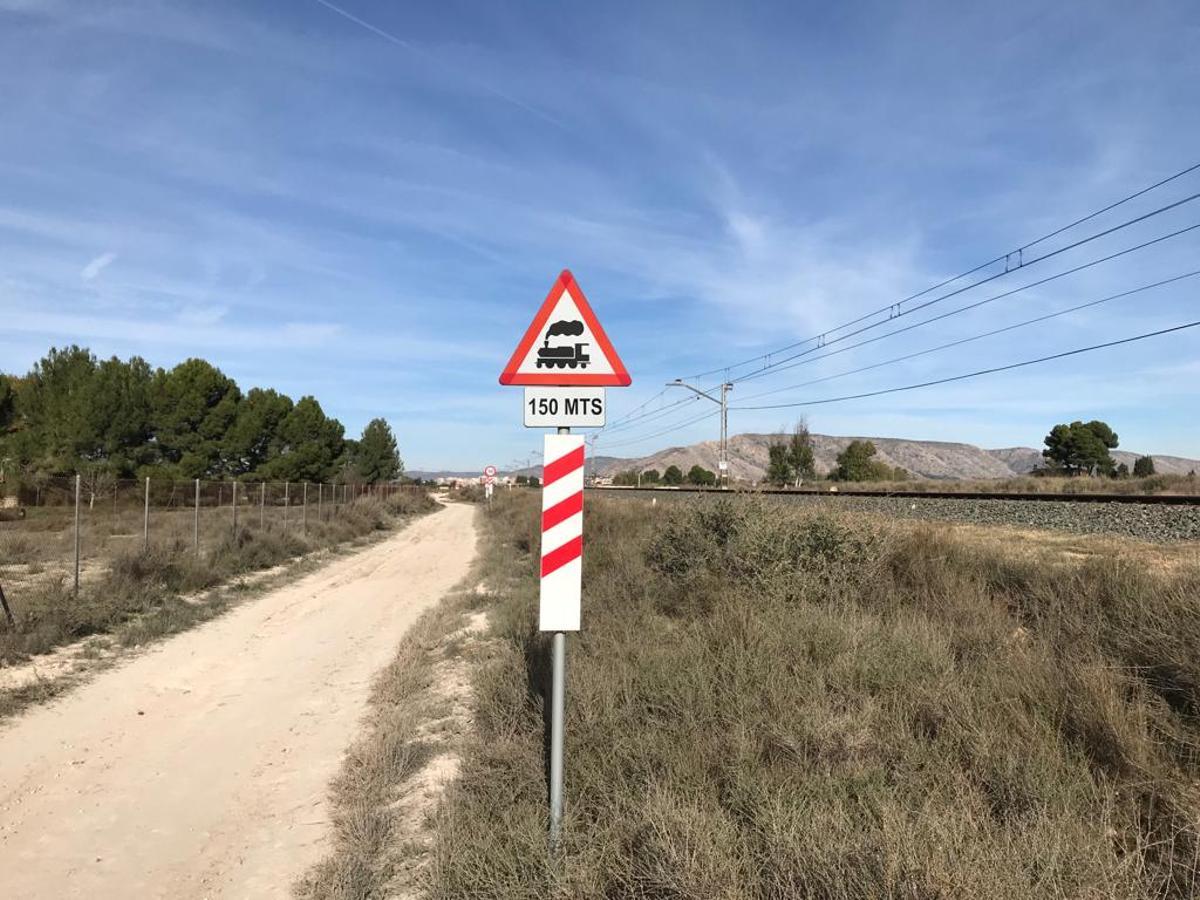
left=499, top=270, right=632, bottom=386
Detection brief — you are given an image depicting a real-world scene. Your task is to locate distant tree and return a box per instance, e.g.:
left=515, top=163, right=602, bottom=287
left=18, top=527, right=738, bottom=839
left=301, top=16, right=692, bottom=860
left=642, top=469, right=660, bottom=484
left=224, top=388, right=293, bottom=476
left=528, top=475, right=540, bottom=487
left=261, top=396, right=345, bottom=482
left=151, top=358, right=241, bottom=477
left=0, top=374, right=16, bottom=432
left=515, top=474, right=529, bottom=486
left=835, top=440, right=880, bottom=482
left=354, top=418, right=403, bottom=483
left=612, top=469, right=640, bottom=486
left=686, top=464, right=716, bottom=486
left=87, top=356, right=155, bottom=475
left=1114, top=462, right=1130, bottom=478
left=765, top=439, right=793, bottom=486
left=1042, top=420, right=1118, bottom=476
left=17, top=345, right=100, bottom=471
left=889, top=466, right=909, bottom=481
left=788, top=419, right=816, bottom=485
left=662, top=464, right=684, bottom=485
left=1132, top=455, right=1155, bottom=478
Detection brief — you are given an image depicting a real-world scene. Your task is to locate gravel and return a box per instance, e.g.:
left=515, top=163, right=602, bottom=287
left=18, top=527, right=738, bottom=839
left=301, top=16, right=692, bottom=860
left=775, top=495, right=1200, bottom=543
left=600, top=490, right=1200, bottom=543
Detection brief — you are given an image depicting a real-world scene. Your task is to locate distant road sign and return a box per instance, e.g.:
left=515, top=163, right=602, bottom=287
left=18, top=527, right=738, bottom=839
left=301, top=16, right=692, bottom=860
left=524, top=387, right=605, bottom=428
left=499, top=270, right=631, bottom=387
left=483, top=465, right=498, bottom=478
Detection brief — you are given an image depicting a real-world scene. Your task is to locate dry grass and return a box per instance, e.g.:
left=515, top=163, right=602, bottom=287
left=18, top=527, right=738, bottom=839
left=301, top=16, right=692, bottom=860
left=428, top=492, right=1200, bottom=898
left=0, top=491, right=437, bottom=668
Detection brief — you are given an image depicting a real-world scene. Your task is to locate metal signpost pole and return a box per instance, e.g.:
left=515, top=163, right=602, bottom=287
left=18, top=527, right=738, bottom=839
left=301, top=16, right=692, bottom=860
left=284, top=481, right=289, bottom=531
left=73, top=474, right=81, bottom=597
left=303, top=482, right=308, bottom=533
left=232, top=480, right=238, bottom=533
left=194, top=478, right=200, bottom=553
left=260, top=482, right=266, bottom=530
left=143, top=476, right=150, bottom=551
left=549, top=427, right=569, bottom=854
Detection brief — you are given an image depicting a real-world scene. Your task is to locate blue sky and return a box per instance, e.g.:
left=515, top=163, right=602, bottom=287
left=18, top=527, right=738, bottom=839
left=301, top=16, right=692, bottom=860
left=1, top=0, right=1198, bottom=470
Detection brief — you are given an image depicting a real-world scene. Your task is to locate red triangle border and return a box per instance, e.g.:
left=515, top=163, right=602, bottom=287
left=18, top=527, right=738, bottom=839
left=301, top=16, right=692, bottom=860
left=498, top=270, right=632, bottom=386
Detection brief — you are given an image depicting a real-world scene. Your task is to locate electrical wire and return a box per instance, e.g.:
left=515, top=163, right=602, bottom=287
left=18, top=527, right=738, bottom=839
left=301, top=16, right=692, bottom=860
left=731, top=220, right=1200, bottom=385
left=733, top=270, right=1200, bottom=403
left=684, top=160, right=1200, bottom=381
left=595, top=408, right=721, bottom=451
left=603, top=218, right=1200, bottom=446
left=725, top=198, right=1200, bottom=385
left=731, top=320, right=1200, bottom=411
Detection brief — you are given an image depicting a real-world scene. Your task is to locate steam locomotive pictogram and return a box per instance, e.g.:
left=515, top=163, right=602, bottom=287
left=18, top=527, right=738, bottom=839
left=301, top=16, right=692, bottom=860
left=535, top=320, right=590, bottom=369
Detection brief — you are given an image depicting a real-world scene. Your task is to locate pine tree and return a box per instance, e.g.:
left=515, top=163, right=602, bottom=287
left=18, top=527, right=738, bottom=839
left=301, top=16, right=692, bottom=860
left=354, top=418, right=403, bottom=483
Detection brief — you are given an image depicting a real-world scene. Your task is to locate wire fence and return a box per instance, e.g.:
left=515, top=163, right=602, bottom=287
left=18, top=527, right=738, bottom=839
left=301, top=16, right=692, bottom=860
left=0, top=476, right=418, bottom=602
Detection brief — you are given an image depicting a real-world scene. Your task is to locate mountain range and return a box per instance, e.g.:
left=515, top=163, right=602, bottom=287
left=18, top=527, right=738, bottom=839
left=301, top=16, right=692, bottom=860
left=410, top=433, right=1199, bottom=483
left=589, top=433, right=1200, bottom=482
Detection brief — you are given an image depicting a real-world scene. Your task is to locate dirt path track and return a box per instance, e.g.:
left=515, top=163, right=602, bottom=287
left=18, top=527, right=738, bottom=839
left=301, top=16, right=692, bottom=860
left=0, top=501, right=477, bottom=899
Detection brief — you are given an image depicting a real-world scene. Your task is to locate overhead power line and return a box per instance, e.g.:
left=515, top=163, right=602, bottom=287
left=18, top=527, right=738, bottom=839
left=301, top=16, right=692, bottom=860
left=731, top=219, right=1200, bottom=385
left=732, top=320, right=1200, bottom=411
left=725, top=196, right=1200, bottom=385
left=601, top=218, right=1200, bottom=444
left=733, top=270, right=1200, bottom=404
left=684, top=160, right=1200, bottom=381
left=595, top=408, right=721, bottom=451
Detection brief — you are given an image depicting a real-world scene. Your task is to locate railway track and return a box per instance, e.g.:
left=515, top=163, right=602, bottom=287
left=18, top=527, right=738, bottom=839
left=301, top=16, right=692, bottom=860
left=589, top=485, right=1200, bottom=506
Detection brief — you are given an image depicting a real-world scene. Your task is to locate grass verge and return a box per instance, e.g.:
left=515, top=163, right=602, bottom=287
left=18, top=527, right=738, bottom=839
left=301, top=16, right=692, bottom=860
left=428, top=491, right=1200, bottom=898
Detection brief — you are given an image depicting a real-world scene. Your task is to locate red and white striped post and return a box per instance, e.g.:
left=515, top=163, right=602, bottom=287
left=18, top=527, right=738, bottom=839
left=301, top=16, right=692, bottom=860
left=540, top=434, right=585, bottom=630
left=541, top=430, right=585, bottom=853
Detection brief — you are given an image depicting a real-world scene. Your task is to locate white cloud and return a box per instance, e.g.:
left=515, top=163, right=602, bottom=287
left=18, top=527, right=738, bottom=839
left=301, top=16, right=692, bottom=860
left=80, top=251, right=117, bottom=281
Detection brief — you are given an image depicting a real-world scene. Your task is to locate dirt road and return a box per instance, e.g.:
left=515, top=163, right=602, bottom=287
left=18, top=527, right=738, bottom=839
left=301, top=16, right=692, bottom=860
left=0, top=501, right=478, bottom=899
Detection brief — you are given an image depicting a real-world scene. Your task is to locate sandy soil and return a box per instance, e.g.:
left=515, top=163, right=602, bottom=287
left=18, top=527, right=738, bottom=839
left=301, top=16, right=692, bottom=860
left=0, top=501, right=478, bottom=899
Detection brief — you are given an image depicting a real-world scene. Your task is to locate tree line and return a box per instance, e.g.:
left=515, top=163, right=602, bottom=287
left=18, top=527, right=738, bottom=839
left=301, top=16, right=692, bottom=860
left=611, top=464, right=716, bottom=487
left=0, top=346, right=403, bottom=484
left=599, top=417, right=1174, bottom=489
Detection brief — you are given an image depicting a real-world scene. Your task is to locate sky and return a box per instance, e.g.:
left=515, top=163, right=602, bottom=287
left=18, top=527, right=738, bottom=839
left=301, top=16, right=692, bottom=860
left=1, top=0, right=1198, bottom=471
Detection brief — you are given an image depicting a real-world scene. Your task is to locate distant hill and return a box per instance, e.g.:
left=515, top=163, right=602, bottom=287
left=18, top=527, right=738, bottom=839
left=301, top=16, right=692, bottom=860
left=589, top=433, right=1200, bottom=482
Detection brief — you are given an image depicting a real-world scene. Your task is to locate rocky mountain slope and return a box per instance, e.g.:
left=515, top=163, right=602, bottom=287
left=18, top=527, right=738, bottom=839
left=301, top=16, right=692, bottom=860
left=591, top=433, right=1199, bottom=482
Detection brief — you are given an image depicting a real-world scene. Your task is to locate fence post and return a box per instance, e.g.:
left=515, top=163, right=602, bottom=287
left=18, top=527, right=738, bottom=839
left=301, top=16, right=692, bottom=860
left=232, top=480, right=238, bottom=533
left=194, top=479, right=200, bottom=553
left=0, top=580, right=14, bottom=628
left=303, top=482, right=308, bottom=533
left=260, top=481, right=266, bottom=530
left=73, top=474, right=81, bottom=597
left=284, top=481, right=290, bottom=531
left=143, top=476, right=150, bottom=552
